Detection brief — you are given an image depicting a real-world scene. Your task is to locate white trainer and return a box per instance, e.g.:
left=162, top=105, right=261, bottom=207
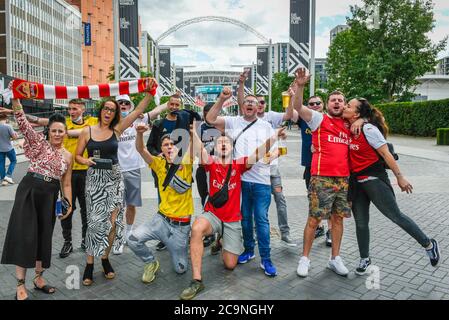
left=113, top=244, right=124, bottom=255
left=4, top=177, right=14, bottom=184
left=328, top=256, right=349, bottom=276
left=1, top=180, right=8, bottom=186
left=296, top=256, right=311, bottom=277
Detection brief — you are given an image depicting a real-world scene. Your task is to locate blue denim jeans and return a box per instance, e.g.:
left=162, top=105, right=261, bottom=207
left=127, top=213, right=190, bottom=274
left=0, top=149, right=17, bottom=180
left=241, top=181, right=272, bottom=260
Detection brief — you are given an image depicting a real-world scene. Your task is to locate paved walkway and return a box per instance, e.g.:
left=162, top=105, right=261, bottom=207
left=1, top=130, right=448, bottom=300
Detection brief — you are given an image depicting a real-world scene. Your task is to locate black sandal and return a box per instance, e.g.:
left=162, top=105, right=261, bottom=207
left=33, top=270, right=55, bottom=294
left=82, top=263, right=94, bottom=286
left=15, top=279, right=28, bottom=300
left=101, top=258, right=115, bottom=279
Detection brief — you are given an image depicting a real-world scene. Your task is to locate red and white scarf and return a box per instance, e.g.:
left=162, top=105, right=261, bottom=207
left=1, top=78, right=158, bottom=104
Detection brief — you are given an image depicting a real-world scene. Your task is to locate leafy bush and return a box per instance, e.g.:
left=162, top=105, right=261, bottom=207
left=376, top=99, right=449, bottom=137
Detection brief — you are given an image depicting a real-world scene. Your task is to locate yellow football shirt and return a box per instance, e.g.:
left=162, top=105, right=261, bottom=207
left=64, top=116, right=98, bottom=170
left=150, top=155, right=194, bottom=218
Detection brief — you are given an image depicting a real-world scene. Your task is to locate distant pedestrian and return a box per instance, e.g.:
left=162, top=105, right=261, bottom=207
left=0, top=111, right=18, bottom=186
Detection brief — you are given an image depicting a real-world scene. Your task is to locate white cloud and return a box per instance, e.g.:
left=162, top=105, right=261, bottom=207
left=139, top=0, right=449, bottom=71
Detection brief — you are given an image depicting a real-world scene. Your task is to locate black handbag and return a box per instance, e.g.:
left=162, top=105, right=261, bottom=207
left=58, top=181, right=71, bottom=216
left=92, top=158, right=113, bottom=170
left=208, top=164, right=233, bottom=208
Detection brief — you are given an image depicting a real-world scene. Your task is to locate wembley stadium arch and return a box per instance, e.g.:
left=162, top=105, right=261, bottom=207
left=155, top=16, right=270, bottom=110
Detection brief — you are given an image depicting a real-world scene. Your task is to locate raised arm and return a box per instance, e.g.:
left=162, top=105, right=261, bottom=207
left=237, top=71, right=247, bottom=115
left=135, top=123, right=154, bottom=165
left=115, top=92, right=153, bottom=135
left=3, top=103, right=49, bottom=126
left=191, top=122, right=209, bottom=165
left=205, top=87, right=232, bottom=133
left=292, top=68, right=313, bottom=123
left=147, top=101, right=168, bottom=120
left=115, top=78, right=157, bottom=135
left=247, top=127, right=286, bottom=169
left=11, top=99, right=45, bottom=145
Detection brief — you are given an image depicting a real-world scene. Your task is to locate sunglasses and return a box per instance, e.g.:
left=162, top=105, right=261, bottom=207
left=118, top=100, right=131, bottom=106
left=259, top=101, right=266, bottom=105
left=244, top=100, right=258, bottom=106
left=102, top=107, right=117, bottom=113
left=308, top=101, right=322, bottom=107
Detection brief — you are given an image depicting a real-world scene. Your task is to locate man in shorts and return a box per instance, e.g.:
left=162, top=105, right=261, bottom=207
left=292, top=68, right=352, bottom=277
left=180, top=124, right=285, bottom=300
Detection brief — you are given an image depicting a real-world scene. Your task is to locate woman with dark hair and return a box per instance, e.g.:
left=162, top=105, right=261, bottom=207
left=343, top=98, right=440, bottom=275
left=75, top=79, right=157, bottom=286
left=1, top=99, right=73, bottom=300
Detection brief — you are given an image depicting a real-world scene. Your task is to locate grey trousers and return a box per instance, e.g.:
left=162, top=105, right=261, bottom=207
left=270, top=165, right=290, bottom=236
left=352, top=177, right=431, bottom=259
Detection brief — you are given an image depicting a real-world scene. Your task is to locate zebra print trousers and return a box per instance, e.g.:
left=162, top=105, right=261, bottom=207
left=85, top=164, right=125, bottom=257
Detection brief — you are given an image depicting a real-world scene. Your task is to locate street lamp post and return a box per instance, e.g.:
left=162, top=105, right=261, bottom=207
left=239, top=42, right=273, bottom=111
left=310, top=0, right=316, bottom=96
left=155, top=44, right=189, bottom=83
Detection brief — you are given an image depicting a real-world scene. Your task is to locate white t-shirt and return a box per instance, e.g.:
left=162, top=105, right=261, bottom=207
left=260, top=111, right=284, bottom=167
left=261, top=111, right=284, bottom=129
left=306, top=110, right=324, bottom=131
left=224, top=116, right=275, bottom=185
left=363, top=124, right=387, bottom=149
left=118, top=113, right=149, bottom=172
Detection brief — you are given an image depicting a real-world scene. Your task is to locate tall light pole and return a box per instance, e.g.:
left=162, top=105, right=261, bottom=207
left=239, top=41, right=273, bottom=111
left=113, top=0, right=120, bottom=82
left=310, top=0, right=316, bottom=96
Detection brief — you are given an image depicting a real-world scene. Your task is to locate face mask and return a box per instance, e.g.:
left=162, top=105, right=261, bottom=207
left=72, top=115, right=83, bottom=124
left=121, top=111, right=130, bottom=118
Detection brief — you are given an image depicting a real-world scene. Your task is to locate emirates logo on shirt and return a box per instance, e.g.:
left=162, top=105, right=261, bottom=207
left=327, top=132, right=350, bottom=145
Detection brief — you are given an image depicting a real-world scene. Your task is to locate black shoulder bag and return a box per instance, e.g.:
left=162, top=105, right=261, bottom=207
left=207, top=118, right=257, bottom=208
left=208, top=164, right=233, bottom=208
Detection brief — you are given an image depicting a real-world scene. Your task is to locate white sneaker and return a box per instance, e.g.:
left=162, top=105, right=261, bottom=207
left=296, top=256, right=311, bottom=277
left=328, top=256, right=349, bottom=276
left=1, top=180, right=8, bottom=186
left=4, top=177, right=14, bottom=184
left=113, top=244, right=124, bottom=255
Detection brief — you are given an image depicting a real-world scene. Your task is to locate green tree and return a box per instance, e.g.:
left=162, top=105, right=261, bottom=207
left=326, top=0, right=447, bottom=103
left=271, top=72, right=325, bottom=112
left=105, top=65, right=157, bottom=112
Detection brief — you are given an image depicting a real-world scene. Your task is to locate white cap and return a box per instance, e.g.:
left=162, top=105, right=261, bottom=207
left=116, top=94, right=131, bottom=102
left=115, top=94, right=134, bottom=108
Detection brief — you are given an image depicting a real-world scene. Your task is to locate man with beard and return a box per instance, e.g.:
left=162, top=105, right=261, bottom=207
left=237, top=71, right=296, bottom=246
left=180, top=126, right=286, bottom=300
left=293, top=68, right=352, bottom=278
left=206, top=87, right=278, bottom=277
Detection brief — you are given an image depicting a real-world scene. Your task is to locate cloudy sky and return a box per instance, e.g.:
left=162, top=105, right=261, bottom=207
left=139, top=0, right=449, bottom=72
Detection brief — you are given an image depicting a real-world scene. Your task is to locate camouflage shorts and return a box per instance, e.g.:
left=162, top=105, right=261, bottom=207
left=308, top=176, right=351, bottom=220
